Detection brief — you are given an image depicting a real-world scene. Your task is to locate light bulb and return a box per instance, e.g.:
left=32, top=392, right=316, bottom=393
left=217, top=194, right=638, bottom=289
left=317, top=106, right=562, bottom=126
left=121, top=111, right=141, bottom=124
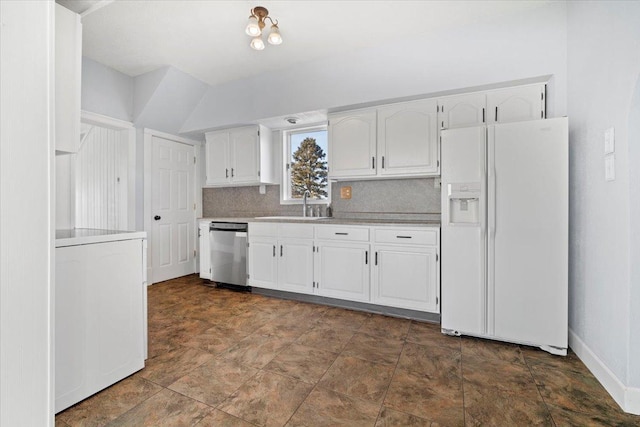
left=267, top=25, right=282, bottom=45
left=245, top=16, right=261, bottom=37
left=250, top=36, right=265, bottom=51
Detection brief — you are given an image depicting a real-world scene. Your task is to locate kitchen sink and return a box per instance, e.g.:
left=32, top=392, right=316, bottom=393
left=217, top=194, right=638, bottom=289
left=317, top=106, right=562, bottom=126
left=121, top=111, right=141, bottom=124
left=255, top=216, right=329, bottom=221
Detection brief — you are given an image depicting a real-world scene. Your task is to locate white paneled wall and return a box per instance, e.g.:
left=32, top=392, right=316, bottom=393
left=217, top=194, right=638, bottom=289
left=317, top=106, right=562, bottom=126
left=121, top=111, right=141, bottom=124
left=75, top=125, right=130, bottom=230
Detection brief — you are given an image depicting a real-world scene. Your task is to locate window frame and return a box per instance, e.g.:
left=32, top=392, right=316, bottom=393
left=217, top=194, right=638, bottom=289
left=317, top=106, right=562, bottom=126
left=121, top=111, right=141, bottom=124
left=280, top=124, right=331, bottom=205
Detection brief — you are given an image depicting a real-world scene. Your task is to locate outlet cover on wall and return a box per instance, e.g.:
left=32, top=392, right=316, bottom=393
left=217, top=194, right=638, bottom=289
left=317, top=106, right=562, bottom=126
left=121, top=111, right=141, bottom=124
left=604, top=127, right=615, bottom=154
left=605, top=153, right=615, bottom=181
left=340, top=186, right=352, bottom=199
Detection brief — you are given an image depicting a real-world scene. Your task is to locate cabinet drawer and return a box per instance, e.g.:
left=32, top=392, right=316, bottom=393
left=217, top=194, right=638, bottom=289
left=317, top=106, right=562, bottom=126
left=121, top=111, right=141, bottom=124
left=315, top=225, right=369, bottom=242
left=374, top=228, right=439, bottom=246
left=278, top=223, right=314, bottom=239
left=249, top=222, right=278, bottom=237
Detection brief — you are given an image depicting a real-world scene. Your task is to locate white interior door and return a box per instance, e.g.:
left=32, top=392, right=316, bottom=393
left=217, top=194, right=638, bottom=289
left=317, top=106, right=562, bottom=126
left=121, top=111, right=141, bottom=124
left=151, top=136, right=195, bottom=283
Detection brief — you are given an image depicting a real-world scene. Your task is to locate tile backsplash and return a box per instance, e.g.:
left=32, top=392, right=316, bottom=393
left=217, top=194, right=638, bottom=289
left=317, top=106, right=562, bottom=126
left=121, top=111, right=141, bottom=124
left=202, top=178, right=441, bottom=221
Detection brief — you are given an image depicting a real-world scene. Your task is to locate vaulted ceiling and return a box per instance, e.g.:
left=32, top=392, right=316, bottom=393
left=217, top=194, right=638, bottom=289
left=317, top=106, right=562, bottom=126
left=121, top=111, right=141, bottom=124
left=58, top=0, right=553, bottom=87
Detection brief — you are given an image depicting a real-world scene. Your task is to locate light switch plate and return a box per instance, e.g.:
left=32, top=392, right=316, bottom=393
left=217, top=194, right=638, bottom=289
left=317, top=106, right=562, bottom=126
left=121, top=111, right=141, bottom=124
left=605, top=153, right=615, bottom=181
left=604, top=127, right=615, bottom=154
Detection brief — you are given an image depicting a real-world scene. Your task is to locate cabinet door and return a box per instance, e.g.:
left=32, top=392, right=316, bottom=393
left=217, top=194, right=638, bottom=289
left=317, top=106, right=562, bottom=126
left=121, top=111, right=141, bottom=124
left=487, top=84, right=545, bottom=124
left=378, top=99, right=439, bottom=176
left=372, top=245, right=439, bottom=313
left=328, top=110, right=377, bottom=178
left=231, top=127, right=259, bottom=184
left=278, top=238, right=314, bottom=295
left=198, top=222, right=211, bottom=280
left=55, top=4, right=81, bottom=154
left=248, top=236, right=278, bottom=290
left=205, top=132, right=230, bottom=185
left=439, top=93, right=486, bottom=129
left=315, top=242, right=370, bottom=302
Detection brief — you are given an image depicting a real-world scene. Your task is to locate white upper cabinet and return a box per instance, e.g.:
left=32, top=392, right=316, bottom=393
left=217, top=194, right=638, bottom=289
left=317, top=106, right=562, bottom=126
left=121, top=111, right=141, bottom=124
left=328, top=99, right=439, bottom=180
left=438, top=93, right=487, bottom=130
left=328, top=109, right=377, bottom=178
left=205, top=131, right=230, bottom=185
left=487, top=84, right=546, bottom=124
left=55, top=4, right=82, bottom=154
left=204, top=125, right=275, bottom=187
left=230, top=127, right=260, bottom=184
left=378, top=98, right=439, bottom=176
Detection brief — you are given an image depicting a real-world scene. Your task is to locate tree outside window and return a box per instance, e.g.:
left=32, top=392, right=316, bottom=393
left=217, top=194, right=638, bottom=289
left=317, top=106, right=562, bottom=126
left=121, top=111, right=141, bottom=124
left=291, top=136, right=328, bottom=198
left=283, top=128, right=329, bottom=202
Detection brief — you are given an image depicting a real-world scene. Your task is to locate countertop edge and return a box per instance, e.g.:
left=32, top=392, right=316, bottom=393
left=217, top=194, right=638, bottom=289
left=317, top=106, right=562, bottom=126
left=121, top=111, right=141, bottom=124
left=56, top=229, right=147, bottom=248
left=198, top=217, right=440, bottom=227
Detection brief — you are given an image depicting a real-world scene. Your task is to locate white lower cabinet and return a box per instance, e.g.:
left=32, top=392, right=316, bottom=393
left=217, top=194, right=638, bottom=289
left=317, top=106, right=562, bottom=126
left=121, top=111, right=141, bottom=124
left=278, top=238, right=314, bottom=294
left=247, top=235, right=278, bottom=289
left=247, top=223, right=314, bottom=295
left=55, top=237, right=146, bottom=413
left=314, top=241, right=370, bottom=302
left=248, top=222, right=440, bottom=314
left=371, top=227, right=440, bottom=313
left=198, top=221, right=212, bottom=280
left=372, top=245, right=438, bottom=312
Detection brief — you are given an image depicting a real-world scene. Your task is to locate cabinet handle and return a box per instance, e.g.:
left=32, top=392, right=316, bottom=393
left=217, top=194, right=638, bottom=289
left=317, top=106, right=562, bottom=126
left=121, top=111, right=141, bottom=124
left=231, top=168, right=234, bottom=177
left=280, top=245, right=283, bottom=257
left=396, top=235, right=412, bottom=239
left=372, top=156, right=375, bottom=169
left=375, top=252, right=378, bottom=266
left=225, top=168, right=229, bottom=178
left=482, top=108, right=485, bottom=123
left=382, top=156, right=385, bottom=169
left=495, top=106, right=498, bottom=122
left=365, top=251, right=368, bottom=265
left=273, top=245, right=276, bottom=257
left=335, top=232, right=348, bottom=236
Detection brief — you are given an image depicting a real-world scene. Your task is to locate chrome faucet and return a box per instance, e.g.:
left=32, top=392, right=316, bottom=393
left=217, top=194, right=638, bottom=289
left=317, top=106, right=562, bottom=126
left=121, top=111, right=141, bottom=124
left=303, top=190, right=310, bottom=217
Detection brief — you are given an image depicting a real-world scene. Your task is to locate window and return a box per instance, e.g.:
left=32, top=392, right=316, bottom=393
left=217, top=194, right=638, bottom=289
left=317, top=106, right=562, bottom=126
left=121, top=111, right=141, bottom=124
left=281, top=126, right=330, bottom=204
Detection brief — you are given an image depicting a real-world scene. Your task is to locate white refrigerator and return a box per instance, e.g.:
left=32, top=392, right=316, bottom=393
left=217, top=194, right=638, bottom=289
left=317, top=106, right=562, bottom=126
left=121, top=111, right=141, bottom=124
left=440, top=118, right=568, bottom=355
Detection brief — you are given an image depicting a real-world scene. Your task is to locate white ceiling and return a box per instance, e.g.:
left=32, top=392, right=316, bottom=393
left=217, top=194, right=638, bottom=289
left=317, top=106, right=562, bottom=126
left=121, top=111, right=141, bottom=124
left=59, top=0, right=552, bottom=87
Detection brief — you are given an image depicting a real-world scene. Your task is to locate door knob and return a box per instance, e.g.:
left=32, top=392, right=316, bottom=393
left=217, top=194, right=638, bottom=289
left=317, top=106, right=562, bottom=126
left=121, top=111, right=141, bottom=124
left=154, top=215, right=161, bottom=221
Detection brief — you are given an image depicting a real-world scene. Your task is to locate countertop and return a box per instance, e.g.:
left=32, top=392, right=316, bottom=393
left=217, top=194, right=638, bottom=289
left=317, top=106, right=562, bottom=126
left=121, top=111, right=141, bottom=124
left=198, top=217, right=440, bottom=227
left=55, top=228, right=147, bottom=248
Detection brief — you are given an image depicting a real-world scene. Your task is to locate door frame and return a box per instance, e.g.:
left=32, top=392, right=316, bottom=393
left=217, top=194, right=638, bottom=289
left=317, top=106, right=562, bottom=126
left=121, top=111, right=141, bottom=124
left=143, top=128, right=203, bottom=285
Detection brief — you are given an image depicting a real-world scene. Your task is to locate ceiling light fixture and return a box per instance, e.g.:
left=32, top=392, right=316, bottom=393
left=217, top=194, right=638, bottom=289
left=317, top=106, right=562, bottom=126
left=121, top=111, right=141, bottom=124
left=245, top=6, right=282, bottom=51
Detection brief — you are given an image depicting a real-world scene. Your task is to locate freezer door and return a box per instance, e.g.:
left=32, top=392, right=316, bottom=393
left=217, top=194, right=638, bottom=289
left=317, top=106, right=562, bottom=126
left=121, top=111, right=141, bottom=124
left=441, top=126, right=487, bottom=336
left=488, top=118, right=568, bottom=348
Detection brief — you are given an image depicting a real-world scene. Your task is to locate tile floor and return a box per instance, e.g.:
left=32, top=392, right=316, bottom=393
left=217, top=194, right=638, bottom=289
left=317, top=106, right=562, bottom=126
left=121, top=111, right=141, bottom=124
left=56, top=274, right=640, bottom=426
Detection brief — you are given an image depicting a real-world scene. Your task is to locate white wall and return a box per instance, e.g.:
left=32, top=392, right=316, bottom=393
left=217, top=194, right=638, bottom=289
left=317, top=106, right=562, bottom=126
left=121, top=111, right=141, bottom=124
left=133, top=66, right=208, bottom=135
left=181, top=2, right=567, bottom=133
left=0, top=1, right=54, bottom=425
left=567, top=0, right=640, bottom=412
left=630, top=77, right=640, bottom=389
left=82, top=57, right=134, bottom=121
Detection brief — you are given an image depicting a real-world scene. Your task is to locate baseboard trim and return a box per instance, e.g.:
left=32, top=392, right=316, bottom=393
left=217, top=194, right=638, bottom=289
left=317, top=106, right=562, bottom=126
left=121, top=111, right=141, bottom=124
left=569, top=328, right=640, bottom=415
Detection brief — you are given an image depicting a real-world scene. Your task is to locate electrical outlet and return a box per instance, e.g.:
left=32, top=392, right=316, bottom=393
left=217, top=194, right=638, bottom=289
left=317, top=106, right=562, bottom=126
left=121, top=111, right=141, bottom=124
left=340, top=186, right=352, bottom=199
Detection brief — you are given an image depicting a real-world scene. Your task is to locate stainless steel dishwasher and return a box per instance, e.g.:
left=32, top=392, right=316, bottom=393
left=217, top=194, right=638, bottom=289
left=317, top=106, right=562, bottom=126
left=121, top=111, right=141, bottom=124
left=209, top=222, right=249, bottom=289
